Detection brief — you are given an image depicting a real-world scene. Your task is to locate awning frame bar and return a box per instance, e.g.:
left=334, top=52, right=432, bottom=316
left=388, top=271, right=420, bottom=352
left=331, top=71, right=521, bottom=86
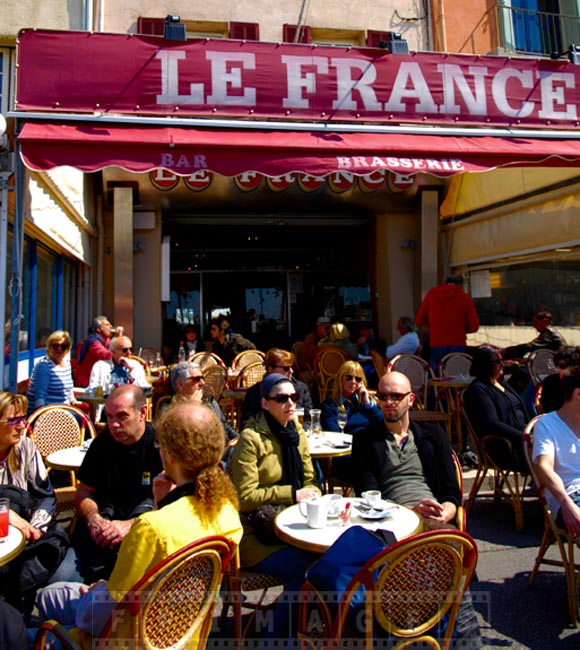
left=8, top=111, right=580, bottom=140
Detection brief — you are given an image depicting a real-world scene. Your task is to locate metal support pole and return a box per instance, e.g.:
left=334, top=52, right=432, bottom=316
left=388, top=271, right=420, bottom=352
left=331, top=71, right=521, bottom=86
left=0, top=153, right=14, bottom=390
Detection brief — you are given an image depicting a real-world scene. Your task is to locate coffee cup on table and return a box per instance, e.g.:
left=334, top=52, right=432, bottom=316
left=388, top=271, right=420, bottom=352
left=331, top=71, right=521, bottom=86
left=362, top=490, right=382, bottom=507
left=298, top=497, right=328, bottom=528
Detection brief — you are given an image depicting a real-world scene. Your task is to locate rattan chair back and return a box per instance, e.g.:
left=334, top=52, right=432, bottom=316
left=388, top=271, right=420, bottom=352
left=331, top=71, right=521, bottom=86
left=526, top=349, right=557, bottom=387
left=439, top=352, right=473, bottom=378
left=236, top=361, right=267, bottom=388
left=387, top=354, right=433, bottom=408
left=313, top=347, right=350, bottom=403
left=231, top=349, right=266, bottom=371
left=202, top=364, right=228, bottom=400
left=190, top=351, right=228, bottom=370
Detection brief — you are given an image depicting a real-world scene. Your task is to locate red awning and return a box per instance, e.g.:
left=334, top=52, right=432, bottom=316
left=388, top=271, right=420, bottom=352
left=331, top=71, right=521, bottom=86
left=18, top=121, right=580, bottom=178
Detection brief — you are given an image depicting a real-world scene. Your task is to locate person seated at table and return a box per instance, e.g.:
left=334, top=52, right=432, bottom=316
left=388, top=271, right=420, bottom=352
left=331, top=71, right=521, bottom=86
left=209, top=316, right=256, bottom=366
left=231, top=373, right=320, bottom=581
left=36, top=402, right=243, bottom=644
left=353, top=371, right=461, bottom=528
left=241, top=348, right=313, bottom=429
left=320, top=361, right=383, bottom=483
left=27, top=330, right=76, bottom=416
left=74, top=316, right=113, bottom=387
left=533, top=365, right=580, bottom=538
left=386, top=316, right=421, bottom=360
left=318, top=322, right=358, bottom=360
left=463, top=346, right=529, bottom=473
left=540, top=346, right=580, bottom=414
left=0, top=392, right=69, bottom=621
left=302, top=316, right=331, bottom=368
left=504, top=310, right=567, bottom=361
left=50, top=385, right=162, bottom=584
left=88, top=335, right=150, bottom=419
left=181, top=324, right=203, bottom=359
left=163, top=361, right=238, bottom=446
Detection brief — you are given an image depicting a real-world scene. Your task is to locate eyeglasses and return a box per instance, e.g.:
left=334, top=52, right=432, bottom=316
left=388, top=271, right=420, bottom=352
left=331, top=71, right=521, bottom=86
left=377, top=391, right=412, bottom=403
left=266, top=393, right=299, bottom=404
left=274, top=365, right=293, bottom=372
left=186, top=375, right=204, bottom=383
left=0, top=415, right=26, bottom=426
left=50, top=343, right=70, bottom=351
left=345, top=374, right=363, bottom=383
left=121, top=347, right=133, bottom=353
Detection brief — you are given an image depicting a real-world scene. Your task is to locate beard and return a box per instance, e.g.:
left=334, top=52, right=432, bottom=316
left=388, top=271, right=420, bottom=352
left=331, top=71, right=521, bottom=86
left=383, top=404, right=408, bottom=423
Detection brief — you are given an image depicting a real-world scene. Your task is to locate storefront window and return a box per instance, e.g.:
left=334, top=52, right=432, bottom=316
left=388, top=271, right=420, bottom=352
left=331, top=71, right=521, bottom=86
left=472, top=261, right=580, bottom=327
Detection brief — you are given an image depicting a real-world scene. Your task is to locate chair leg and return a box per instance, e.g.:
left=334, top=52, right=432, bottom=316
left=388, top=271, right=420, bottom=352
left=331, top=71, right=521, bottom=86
left=465, top=465, right=487, bottom=513
left=529, top=523, right=552, bottom=586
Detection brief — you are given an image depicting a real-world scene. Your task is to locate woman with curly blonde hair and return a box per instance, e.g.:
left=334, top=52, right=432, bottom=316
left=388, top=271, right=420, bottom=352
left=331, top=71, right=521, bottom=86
left=37, top=402, right=242, bottom=642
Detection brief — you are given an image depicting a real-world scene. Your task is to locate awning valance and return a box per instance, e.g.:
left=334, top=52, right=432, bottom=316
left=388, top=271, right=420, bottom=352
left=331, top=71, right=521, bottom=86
left=18, top=121, right=580, bottom=178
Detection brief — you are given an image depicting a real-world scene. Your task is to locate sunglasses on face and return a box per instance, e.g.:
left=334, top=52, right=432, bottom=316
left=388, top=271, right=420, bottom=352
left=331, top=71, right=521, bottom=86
left=345, top=374, right=363, bottom=383
left=186, top=375, right=204, bottom=383
left=51, top=343, right=69, bottom=351
left=266, top=393, right=299, bottom=404
left=0, top=415, right=27, bottom=426
left=121, top=347, right=133, bottom=353
left=377, top=391, right=412, bottom=403
left=274, top=365, right=293, bottom=372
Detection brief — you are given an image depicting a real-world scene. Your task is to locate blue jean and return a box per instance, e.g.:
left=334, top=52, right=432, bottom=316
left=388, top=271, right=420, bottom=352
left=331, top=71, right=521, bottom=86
left=430, top=346, right=465, bottom=373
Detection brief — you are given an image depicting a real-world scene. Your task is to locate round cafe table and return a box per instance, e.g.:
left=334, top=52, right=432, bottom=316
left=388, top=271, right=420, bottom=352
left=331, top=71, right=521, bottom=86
left=308, top=432, right=352, bottom=459
left=0, top=525, right=26, bottom=567
left=274, top=498, right=422, bottom=554
left=46, top=445, right=90, bottom=473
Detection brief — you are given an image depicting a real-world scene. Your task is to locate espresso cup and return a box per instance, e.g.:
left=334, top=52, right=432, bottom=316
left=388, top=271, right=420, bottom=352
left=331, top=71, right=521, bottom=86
left=362, top=490, right=382, bottom=507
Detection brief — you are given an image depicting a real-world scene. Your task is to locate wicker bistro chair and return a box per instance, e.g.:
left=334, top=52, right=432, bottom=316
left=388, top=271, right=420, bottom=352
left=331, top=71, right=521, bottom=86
left=190, top=351, right=228, bottom=370
left=297, top=530, right=478, bottom=650
left=236, top=361, right=267, bottom=389
left=136, top=347, right=161, bottom=368
left=438, top=352, right=473, bottom=378
left=231, top=349, right=266, bottom=371
left=387, top=354, right=434, bottom=409
left=370, top=349, right=388, bottom=379
left=523, top=417, right=580, bottom=627
left=128, top=354, right=152, bottom=379
left=526, top=349, right=557, bottom=387
left=461, top=403, right=529, bottom=532
left=313, top=347, right=350, bottom=404
left=202, top=364, right=228, bottom=401
left=27, top=404, right=97, bottom=485
left=451, top=448, right=466, bottom=532
left=34, top=535, right=236, bottom=650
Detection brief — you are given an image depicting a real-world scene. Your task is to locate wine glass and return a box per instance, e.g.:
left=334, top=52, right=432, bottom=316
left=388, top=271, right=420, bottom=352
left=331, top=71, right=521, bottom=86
left=337, top=411, right=348, bottom=434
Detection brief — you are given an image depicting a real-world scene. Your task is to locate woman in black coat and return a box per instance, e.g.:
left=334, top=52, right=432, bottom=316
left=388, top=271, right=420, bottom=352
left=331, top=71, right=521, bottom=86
left=464, top=346, right=529, bottom=472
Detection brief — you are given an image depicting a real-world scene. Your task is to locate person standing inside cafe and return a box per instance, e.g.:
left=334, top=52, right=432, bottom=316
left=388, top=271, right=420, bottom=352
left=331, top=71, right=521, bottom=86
left=415, top=275, right=479, bottom=371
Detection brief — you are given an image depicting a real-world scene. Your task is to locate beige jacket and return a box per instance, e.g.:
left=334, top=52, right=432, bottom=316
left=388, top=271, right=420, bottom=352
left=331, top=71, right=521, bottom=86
left=231, top=412, right=319, bottom=567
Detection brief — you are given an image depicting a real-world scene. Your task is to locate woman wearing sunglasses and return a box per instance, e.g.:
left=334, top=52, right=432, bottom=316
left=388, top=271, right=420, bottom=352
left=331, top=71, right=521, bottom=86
left=27, top=330, right=76, bottom=415
left=320, top=361, right=383, bottom=484
left=231, top=373, right=320, bottom=580
left=0, top=392, right=68, bottom=621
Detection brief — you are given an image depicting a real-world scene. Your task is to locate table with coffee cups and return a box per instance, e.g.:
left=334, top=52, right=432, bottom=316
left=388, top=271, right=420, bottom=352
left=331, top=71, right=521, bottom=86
left=274, top=491, right=422, bottom=554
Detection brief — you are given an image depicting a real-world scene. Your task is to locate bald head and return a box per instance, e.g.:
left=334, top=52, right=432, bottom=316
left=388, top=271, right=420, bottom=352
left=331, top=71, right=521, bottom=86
left=377, top=371, right=415, bottom=427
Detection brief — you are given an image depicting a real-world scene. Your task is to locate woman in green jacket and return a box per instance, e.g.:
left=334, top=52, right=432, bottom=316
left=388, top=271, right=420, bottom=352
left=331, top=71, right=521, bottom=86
left=231, top=373, right=320, bottom=580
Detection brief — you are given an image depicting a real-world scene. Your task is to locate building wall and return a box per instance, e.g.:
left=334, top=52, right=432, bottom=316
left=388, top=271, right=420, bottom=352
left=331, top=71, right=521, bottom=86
left=431, top=0, right=495, bottom=54
left=102, top=0, right=429, bottom=50
left=0, top=0, right=81, bottom=40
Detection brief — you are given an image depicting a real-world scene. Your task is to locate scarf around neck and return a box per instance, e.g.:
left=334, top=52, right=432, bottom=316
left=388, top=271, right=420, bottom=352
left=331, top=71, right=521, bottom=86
left=264, top=411, right=304, bottom=491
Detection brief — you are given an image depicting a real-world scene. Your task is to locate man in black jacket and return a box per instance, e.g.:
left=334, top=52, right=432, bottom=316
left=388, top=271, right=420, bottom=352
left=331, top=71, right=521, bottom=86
left=352, top=370, right=461, bottom=527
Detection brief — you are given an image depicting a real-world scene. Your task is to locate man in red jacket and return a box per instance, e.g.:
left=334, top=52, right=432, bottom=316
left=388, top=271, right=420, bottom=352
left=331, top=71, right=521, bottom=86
left=74, top=316, right=115, bottom=387
left=415, top=276, right=479, bottom=371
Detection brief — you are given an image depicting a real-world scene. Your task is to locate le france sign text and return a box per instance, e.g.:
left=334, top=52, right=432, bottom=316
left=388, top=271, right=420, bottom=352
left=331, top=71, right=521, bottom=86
left=16, top=29, right=580, bottom=129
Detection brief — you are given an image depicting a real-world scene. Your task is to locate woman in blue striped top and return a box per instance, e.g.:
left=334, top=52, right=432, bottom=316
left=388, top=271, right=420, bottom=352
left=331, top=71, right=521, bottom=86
left=27, top=330, right=75, bottom=416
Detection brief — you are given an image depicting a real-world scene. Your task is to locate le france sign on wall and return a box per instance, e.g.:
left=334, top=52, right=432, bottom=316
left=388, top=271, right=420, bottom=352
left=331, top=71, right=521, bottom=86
left=15, top=29, right=580, bottom=130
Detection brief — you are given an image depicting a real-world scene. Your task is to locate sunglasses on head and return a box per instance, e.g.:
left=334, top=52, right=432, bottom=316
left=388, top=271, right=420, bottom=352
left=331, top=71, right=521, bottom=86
left=377, top=391, right=412, bottom=403
left=0, top=415, right=27, bottom=426
left=275, top=365, right=293, bottom=372
left=345, top=374, right=363, bottom=383
left=266, top=393, right=299, bottom=404
left=51, top=343, right=70, bottom=351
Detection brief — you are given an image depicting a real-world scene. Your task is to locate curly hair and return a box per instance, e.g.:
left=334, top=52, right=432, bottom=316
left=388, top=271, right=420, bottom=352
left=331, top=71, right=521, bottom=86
left=155, top=402, right=238, bottom=522
left=331, top=360, right=368, bottom=403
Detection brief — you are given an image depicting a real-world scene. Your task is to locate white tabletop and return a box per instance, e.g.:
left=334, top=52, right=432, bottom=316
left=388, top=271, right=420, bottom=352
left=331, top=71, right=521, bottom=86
left=308, top=432, right=352, bottom=458
left=275, top=497, right=422, bottom=553
left=46, top=445, right=89, bottom=472
left=0, top=525, right=26, bottom=567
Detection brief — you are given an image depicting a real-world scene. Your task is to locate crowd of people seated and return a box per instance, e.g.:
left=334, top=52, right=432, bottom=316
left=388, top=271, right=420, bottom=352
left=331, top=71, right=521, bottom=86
left=6, top=304, right=580, bottom=648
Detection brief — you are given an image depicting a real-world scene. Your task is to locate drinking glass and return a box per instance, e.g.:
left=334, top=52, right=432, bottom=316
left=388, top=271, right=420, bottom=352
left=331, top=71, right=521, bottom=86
left=0, top=498, right=9, bottom=541
left=337, top=411, right=348, bottom=433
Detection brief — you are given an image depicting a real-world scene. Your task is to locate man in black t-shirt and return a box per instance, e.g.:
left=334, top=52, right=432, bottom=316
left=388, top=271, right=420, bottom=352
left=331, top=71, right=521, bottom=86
left=53, top=385, right=162, bottom=583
